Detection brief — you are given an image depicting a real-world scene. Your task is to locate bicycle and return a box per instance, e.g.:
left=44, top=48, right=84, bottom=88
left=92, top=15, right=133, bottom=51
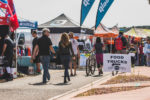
left=85, top=51, right=96, bottom=76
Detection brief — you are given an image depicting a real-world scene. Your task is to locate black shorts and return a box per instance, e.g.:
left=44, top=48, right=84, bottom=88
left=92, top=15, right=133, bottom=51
left=4, top=56, right=13, bottom=67
left=33, top=55, right=40, bottom=63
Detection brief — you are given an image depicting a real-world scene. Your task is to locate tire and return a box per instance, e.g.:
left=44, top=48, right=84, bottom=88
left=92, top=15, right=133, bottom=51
left=86, top=59, right=90, bottom=76
left=91, top=58, right=96, bottom=75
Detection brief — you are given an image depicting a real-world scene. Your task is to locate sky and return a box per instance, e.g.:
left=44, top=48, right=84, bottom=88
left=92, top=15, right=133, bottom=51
left=14, top=0, right=150, bottom=28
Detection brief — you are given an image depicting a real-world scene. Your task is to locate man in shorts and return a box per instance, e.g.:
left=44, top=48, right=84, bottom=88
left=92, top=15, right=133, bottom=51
left=1, top=34, right=14, bottom=81
left=31, top=30, right=41, bottom=74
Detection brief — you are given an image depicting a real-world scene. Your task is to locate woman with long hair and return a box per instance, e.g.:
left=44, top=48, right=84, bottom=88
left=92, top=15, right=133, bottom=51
left=92, top=37, right=103, bottom=76
left=58, top=33, right=75, bottom=83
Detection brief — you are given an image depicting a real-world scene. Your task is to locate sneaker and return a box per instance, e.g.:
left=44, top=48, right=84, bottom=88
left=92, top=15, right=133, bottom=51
left=48, top=78, right=50, bottom=81
left=43, top=81, right=47, bottom=84
left=70, top=73, right=73, bottom=76
left=100, top=69, right=103, bottom=75
left=74, top=73, right=77, bottom=76
left=99, top=72, right=101, bottom=76
left=64, top=80, right=67, bottom=84
left=68, top=77, right=70, bottom=81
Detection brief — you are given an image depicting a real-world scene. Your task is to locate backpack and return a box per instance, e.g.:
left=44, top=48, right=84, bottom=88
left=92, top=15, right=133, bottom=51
left=115, top=37, right=123, bottom=50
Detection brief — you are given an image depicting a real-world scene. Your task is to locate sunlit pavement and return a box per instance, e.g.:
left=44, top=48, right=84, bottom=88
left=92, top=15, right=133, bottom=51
left=69, top=67, right=150, bottom=100
left=0, top=69, right=108, bottom=100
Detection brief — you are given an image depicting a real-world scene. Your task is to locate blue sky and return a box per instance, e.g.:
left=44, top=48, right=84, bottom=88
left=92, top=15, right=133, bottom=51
left=14, top=0, right=150, bottom=28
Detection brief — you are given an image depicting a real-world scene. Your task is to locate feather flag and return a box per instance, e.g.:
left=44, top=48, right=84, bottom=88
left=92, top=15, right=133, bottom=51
left=80, top=0, right=95, bottom=26
left=7, top=0, right=19, bottom=31
left=0, top=0, right=19, bottom=32
left=0, top=0, right=12, bottom=25
left=95, top=0, right=114, bottom=29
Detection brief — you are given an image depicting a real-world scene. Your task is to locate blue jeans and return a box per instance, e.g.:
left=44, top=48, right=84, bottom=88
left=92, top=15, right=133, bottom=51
left=61, top=55, right=70, bottom=81
left=146, top=53, right=150, bottom=67
left=135, top=53, right=139, bottom=66
left=139, top=54, right=144, bottom=66
left=40, top=56, right=50, bottom=83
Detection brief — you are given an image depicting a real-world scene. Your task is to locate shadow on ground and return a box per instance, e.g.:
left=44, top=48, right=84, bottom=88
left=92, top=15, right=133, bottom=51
left=93, top=75, right=103, bottom=77
left=53, top=82, right=71, bottom=86
left=28, top=82, right=52, bottom=86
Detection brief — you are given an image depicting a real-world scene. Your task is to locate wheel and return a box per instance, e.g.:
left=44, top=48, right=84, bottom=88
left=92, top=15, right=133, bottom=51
left=91, top=58, right=96, bottom=75
left=86, top=59, right=90, bottom=76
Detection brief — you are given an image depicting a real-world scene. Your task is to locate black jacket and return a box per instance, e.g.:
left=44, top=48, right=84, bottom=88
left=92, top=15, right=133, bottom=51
left=58, top=41, right=75, bottom=56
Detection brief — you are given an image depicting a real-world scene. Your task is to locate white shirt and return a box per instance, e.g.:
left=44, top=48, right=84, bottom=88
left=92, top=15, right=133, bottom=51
left=144, top=43, right=150, bottom=54
left=70, top=38, right=79, bottom=55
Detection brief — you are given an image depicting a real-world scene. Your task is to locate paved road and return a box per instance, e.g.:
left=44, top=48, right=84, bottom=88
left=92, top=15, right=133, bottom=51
left=0, top=69, right=109, bottom=100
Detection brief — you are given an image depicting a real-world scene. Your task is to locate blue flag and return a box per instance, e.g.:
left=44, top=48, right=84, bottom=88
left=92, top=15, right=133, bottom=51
left=95, top=0, right=114, bottom=29
left=80, top=0, right=95, bottom=26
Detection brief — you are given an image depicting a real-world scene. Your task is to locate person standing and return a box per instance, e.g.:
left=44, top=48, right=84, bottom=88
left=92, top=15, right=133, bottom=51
left=128, top=44, right=136, bottom=68
left=134, top=42, right=139, bottom=66
left=143, top=40, right=147, bottom=66
left=32, top=28, right=56, bottom=84
left=31, top=30, right=41, bottom=74
left=113, top=31, right=127, bottom=76
left=144, top=37, right=150, bottom=67
left=69, top=32, right=80, bottom=76
left=139, top=43, right=144, bottom=66
left=58, top=33, right=75, bottom=83
left=114, top=31, right=127, bottom=54
left=92, top=37, right=103, bottom=76
left=1, top=34, right=14, bottom=81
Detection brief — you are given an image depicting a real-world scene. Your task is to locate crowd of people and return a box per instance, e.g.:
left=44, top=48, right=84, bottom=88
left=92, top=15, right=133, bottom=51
left=1, top=28, right=150, bottom=84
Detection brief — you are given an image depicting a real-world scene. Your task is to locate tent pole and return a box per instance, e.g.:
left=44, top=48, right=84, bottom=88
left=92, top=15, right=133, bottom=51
left=15, top=31, right=21, bottom=74
left=111, top=37, right=112, bottom=53
left=15, top=30, right=18, bottom=73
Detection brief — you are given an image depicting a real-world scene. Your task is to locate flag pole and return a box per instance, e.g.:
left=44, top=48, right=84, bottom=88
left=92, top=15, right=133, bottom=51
left=111, top=37, right=112, bottom=53
left=80, top=0, right=83, bottom=26
left=15, top=30, right=18, bottom=73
